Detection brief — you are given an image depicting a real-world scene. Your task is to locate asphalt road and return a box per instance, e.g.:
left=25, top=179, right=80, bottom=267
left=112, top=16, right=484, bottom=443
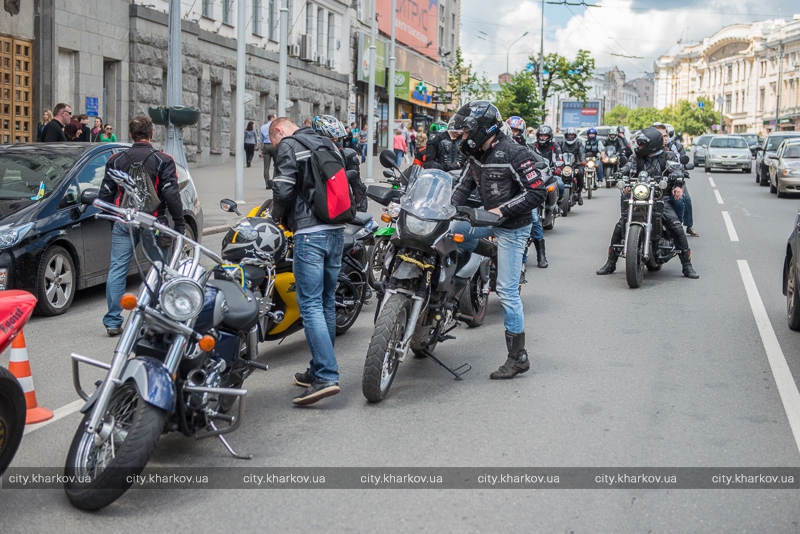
left=2, top=167, right=800, bottom=532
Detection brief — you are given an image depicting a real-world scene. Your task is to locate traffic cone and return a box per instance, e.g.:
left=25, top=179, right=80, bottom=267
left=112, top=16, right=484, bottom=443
left=8, top=330, right=53, bottom=424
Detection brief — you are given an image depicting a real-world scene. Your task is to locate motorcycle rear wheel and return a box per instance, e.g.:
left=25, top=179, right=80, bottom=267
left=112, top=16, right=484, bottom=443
left=0, top=366, right=26, bottom=476
left=64, top=381, right=167, bottom=510
left=335, top=276, right=363, bottom=336
left=363, top=294, right=409, bottom=402
left=625, top=225, right=645, bottom=288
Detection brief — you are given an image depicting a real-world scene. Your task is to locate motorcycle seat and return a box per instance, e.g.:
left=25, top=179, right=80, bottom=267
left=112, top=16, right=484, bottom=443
left=208, top=279, right=260, bottom=331
left=242, top=264, right=266, bottom=289
left=351, top=212, right=374, bottom=227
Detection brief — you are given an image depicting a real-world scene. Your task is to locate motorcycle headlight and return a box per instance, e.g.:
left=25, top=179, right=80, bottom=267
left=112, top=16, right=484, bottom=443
left=0, top=222, right=35, bottom=250
left=632, top=184, right=650, bottom=200
left=563, top=166, right=572, bottom=176
left=610, top=157, right=618, bottom=163
left=658, top=180, right=668, bottom=190
left=404, top=214, right=439, bottom=237
left=587, top=160, right=595, bottom=169
left=160, top=278, right=204, bottom=322
left=602, top=157, right=609, bottom=163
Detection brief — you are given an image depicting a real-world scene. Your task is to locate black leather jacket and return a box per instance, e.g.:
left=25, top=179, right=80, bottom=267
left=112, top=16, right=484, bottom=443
left=533, top=141, right=563, bottom=167
left=272, top=127, right=340, bottom=231
left=99, top=141, right=185, bottom=233
left=341, top=147, right=368, bottom=212
left=559, top=139, right=586, bottom=164
left=621, top=150, right=684, bottom=196
left=424, top=132, right=465, bottom=171
left=451, top=132, right=547, bottom=229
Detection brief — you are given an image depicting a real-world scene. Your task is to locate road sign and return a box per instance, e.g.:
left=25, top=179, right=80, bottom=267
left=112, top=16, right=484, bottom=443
left=690, top=102, right=698, bottom=110
left=716, top=96, right=724, bottom=106
left=697, top=101, right=704, bottom=108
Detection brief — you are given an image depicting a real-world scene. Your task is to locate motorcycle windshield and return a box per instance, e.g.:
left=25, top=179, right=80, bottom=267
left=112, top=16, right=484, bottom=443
left=400, top=169, right=457, bottom=221
left=606, top=145, right=617, bottom=156
left=562, top=153, right=575, bottom=166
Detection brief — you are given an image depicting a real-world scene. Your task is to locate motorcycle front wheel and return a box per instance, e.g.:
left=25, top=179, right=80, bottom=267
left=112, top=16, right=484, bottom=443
left=0, top=366, right=26, bottom=476
left=625, top=225, right=645, bottom=288
left=587, top=175, right=593, bottom=199
left=368, top=237, right=394, bottom=290
left=561, top=186, right=571, bottom=216
left=64, top=381, right=167, bottom=510
left=363, top=294, right=409, bottom=402
left=335, top=276, right=363, bottom=336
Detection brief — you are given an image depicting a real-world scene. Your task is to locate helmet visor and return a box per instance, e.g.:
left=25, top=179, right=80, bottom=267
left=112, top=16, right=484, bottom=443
left=448, top=114, right=476, bottom=134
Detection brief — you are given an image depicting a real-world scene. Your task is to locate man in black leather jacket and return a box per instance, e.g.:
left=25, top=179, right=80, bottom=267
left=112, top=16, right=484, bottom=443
left=596, top=127, right=698, bottom=279
left=425, top=129, right=466, bottom=171
left=559, top=127, right=586, bottom=204
left=270, top=117, right=345, bottom=405
left=449, top=101, right=547, bottom=380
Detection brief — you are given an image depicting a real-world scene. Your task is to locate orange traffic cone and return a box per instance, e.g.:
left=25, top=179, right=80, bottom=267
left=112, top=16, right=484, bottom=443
left=8, top=330, right=53, bottom=424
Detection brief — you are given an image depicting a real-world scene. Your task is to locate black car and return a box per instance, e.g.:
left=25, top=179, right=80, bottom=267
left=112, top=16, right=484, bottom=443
left=0, top=143, right=203, bottom=315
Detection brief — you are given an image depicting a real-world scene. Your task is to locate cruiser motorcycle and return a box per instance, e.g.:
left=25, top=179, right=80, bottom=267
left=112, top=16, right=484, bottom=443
left=615, top=155, right=693, bottom=288
left=585, top=156, right=598, bottom=199
left=362, top=164, right=500, bottom=402
left=603, top=145, right=621, bottom=188
left=538, top=162, right=560, bottom=230
left=559, top=153, right=580, bottom=216
left=65, top=180, right=266, bottom=510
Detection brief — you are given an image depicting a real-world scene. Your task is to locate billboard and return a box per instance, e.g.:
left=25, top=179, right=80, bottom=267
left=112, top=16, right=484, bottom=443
left=560, top=100, right=601, bottom=129
left=378, top=0, right=438, bottom=61
left=358, top=33, right=387, bottom=87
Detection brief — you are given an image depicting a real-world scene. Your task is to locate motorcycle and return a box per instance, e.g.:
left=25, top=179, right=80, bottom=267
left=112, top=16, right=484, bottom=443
left=228, top=188, right=374, bottom=338
left=559, top=153, right=581, bottom=216
left=65, top=183, right=266, bottom=510
left=362, top=159, right=500, bottom=402
left=615, top=155, right=693, bottom=288
left=0, top=290, right=38, bottom=476
left=584, top=156, right=599, bottom=199
left=603, top=145, right=620, bottom=188
left=538, top=162, right=560, bottom=231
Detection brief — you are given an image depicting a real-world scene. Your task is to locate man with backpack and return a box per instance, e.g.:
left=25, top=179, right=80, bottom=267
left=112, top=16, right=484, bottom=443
left=269, top=117, right=354, bottom=406
left=99, top=115, right=186, bottom=336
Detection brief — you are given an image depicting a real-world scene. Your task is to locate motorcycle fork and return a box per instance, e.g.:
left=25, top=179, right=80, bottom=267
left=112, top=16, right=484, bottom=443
left=642, top=197, right=655, bottom=260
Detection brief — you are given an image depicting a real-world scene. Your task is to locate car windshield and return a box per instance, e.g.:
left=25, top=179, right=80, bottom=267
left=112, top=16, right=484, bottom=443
left=740, top=134, right=758, bottom=144
left=696, top=136, right=712, bottom=146
left=766, top=135, right=800, bottom=151
left=710, top=137, right=747, bottom=149
left=784, top=145, right=800, bottom=158
left=400, top=169, right=457, bottom=221
left=0, top=151, right=79, bottom=200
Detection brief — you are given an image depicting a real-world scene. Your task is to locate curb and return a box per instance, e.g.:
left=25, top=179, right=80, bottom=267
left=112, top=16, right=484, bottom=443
left=203, top=225, right=231, bottom=236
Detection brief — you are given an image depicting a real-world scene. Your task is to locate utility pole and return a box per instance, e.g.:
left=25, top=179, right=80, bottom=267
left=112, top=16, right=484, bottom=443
left=776, top=41, right=784, bottom=132
left=277, top=0, right=288, bottom=117
left=539, top=0, right=544, bottom=99
left=165, top=0, right=188, bottom=169
left=387, top=0, right=396, bottom=156
left=366, top=0, right=378, bottom=183
left=234, top=0, right=246, bottom=203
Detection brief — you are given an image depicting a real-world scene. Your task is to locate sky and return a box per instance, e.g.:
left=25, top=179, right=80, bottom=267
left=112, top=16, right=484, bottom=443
left=460, top=0, right=800, bottom=83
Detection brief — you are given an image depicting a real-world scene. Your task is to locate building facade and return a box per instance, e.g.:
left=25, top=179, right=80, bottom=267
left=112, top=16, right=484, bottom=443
left=654, top=16, right=800, bottom=134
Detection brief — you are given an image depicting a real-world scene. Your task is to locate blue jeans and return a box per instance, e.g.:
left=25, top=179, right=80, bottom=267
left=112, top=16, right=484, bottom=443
left=556, top=176, right=565, bottom=198
left=293, top=229, right=344, bottom=384
left=394, top=149, right=404, bottom=167
left=668, top=186, right=693, bottom=226
left=360, top=143, right=367, bottom=163
left=530, top=208, right=543, bottom=241
left=596, top=162, right=604, bottom=182
left=451, top=222, right=531, bottom=334
left=103, top=222, right=167, bottom=329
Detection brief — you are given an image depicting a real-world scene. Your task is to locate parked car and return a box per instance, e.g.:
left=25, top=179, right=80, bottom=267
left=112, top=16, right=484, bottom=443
left=757, top=132, right=800, bottom=186
left=0, top=143, right=203, bottom=315
left=768, top=140, right=800, bottom=197
left=783, top=207, right=800, bottom=329
left=703, top=135, right=752, bottom=173
left=690, top=134, right=715, bottom=166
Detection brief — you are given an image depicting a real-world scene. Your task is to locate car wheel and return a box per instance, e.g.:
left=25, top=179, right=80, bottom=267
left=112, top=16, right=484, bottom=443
left=743, top=166, right=751, bottom=174
left=180, top=224, right=196, bottom=259
left=788, top=261, right=800, bottom=331
left=35, top=245, right=76, bottom=316
left=759, top=165, right=770, bottom=186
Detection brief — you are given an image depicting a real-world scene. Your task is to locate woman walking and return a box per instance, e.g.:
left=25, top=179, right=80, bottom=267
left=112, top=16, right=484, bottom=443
left=393, top=129, right=407, bottom=167
left=244, top=121, right=257, bottom=167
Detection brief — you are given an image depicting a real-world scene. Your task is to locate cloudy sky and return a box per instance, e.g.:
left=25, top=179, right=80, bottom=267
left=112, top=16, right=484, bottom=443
left=460, top=0, right=800, bottom=82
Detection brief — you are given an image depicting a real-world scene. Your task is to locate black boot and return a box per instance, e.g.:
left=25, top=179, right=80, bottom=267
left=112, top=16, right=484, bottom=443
left=680, top=250, right=699, bottom=279
left=596, top=248, right=618, bottom=275
left=534, top=239, right=548, bottom=268
left=490, top=331, right=530, bottom=379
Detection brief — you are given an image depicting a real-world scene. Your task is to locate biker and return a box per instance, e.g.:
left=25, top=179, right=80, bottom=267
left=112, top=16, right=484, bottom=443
left=533, top=125, right=565, bottom=196
left=311, top=115, right=368, bottom=213
left=596, top=127, right=699, bottom=279
left=663, top=123, right=698, bottom=237
left=616, top=125, right=633, bottom=157
left=584, top=127, right=605, bottom=187
left=424, top=120, right=466, bottom=172
left=558, top=127, right=586, bottom=206
left=449, top=101, right=548, bottom=379
left=508, top=117, right=548, bottom=269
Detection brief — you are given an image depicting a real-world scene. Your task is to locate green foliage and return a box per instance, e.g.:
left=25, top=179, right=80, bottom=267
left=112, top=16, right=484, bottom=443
left=495, top=70, right=546, bottom=124
left=528, top=50, right=596, bottom=103
left=448, top=48, right=478, bottom=108
left=625, top=107, right=664, bottom=130
left=604, top=105, right=630, bottom=126
left=603, top=98, right=716, bottom=136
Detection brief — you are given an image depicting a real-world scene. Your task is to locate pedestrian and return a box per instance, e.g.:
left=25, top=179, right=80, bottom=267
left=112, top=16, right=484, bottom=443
left=36, top=110, right=52, bottom=141
left=350, top=122, right=359, bottom=149
left=99, top=124, right=117, bottom=142
left=408, top=124, right=416, bottom=159
left=416, top=126, right=427, bottom=149
left=40, top=102, right=71, bottom=142
left=90, top=117, right=103, bottom=142
left=303, top=118, right=312, bottom=127
left=358, top=123, right=368, bottom=163
left=76, top=114, right=91, bottom=141
left=244, top=120, right=257, bottom=167
left=393, top=129, right=406, bottom=167
left=260, top=113, right=277, bottom=189
left=98, top=115, right=186, bottom=337
left=269, top=117, right=344, bottom=405
left=344, top=125, right=353, bottom=148
left=64, top=120, right=82, bottom=141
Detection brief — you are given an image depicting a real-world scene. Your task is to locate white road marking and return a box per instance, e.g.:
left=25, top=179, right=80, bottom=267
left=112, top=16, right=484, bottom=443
left=708, top=176, right=717, bottom=188
left=714, top=190, right=724, bottom=204
left=721, top=211, right=739, bottom=242
left=738, top=260, right=800, bottom=456
left=23, top=399, right=83, bottom=435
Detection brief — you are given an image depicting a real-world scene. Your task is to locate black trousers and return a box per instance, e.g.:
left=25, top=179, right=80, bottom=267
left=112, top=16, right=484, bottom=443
left=245, top=143, right=255, bottom=165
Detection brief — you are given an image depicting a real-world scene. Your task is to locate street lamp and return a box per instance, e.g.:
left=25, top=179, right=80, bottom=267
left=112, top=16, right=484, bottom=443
left=506, top=31, right=529, bottom=81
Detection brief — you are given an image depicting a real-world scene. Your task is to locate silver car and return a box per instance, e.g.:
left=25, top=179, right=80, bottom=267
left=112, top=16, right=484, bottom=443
left=768, top=140, right=800, bottom=197
left=703, top=135, right=752, bottom=173
left=690, top=134, right=714, bottom=165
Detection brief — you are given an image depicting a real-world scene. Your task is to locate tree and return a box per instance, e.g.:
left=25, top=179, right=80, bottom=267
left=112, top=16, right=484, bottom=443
left=604, top=105, right=631, bottom=126
left=670, top=97, right=718, bottom=136
left=626, top=107, right=664, bottom=130
left=527, top=50, right=596, bottom=104
left=494, top=69, right=545, bottom=125
left=448, top=48, right=478, bottom=108
left=464, top=73, right=495, bottom=102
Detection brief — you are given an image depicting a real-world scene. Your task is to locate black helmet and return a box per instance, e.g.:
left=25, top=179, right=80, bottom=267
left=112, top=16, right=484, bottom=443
left=449, top=101, right=502, bottom=156
left=221, top=218, right=287, bottom=263
left=634, top=127, right=664, bottom=158
left=617, top=125, right=625, bottom=134
left=564, top=127, right=578, bottom=145
left=536, top=125, right=554, bottom=148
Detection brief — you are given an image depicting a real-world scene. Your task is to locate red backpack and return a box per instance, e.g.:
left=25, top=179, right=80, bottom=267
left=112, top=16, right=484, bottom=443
left=293, top=137, right=356, bottom=224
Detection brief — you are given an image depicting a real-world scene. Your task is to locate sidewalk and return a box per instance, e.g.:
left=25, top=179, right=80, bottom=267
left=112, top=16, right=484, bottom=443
left=191, top=153, right=402, bottom=235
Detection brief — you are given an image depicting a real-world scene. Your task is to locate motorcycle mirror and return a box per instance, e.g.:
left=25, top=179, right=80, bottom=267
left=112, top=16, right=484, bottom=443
left=383, top=170, right=394, bottom=178
left=80, top=187, right=99, bottom=205
left=685, top=162, right=695, bottom=170
left=220, top=198, right=241, bottom=216
left=680, top=155, right=690, bottom=165
left=379, top=150, right=397, bottom=169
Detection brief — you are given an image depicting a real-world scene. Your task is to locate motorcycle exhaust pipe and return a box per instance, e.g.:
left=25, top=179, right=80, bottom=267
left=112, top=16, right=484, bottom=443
left=188, top=369, right=207, bottom=388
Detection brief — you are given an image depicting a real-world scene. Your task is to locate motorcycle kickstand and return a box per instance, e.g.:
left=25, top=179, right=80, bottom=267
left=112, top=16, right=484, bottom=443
left=419, top=349, right=471, bottom=380
left=208, top=420, right=252, bottom=460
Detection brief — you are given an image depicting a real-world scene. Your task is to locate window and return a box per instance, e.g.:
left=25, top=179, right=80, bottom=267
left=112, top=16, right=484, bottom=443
left=327, top=13, right=335, bottom=59
left=253, top=0, right=262, bottom=36
left=725, top=93, right=731, bottom=113
left=735, top=92, right=739, bottom=112
left=75, top=152, right=110, bottom=193
left=202, top=0, right=213, bottom=19
left=759, top=87, right=765, bottom=111
left=306, top=3, right=314, bottom=36
left=726, top=64, right=732, bottom=83
left=317, top=7, right=324, bottom=56
left=268, top=0, right=276, bottom=40
left=760, top=60, right=767, bottom=77
left=223, top=0, right=232, bottom=25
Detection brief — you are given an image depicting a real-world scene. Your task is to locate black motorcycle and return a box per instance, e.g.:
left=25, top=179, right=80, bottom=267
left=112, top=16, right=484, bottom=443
left=603, top=145, right=621, bottom=188
left=362, top=155, right=500, bottom=402
left=538, top=162, right=560, bottom=230
left=559, top=152, right=580, bottom=216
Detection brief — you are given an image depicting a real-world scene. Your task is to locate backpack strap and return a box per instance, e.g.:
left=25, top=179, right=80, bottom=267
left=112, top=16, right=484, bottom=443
left=291, top=135, right=346, bottom=166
